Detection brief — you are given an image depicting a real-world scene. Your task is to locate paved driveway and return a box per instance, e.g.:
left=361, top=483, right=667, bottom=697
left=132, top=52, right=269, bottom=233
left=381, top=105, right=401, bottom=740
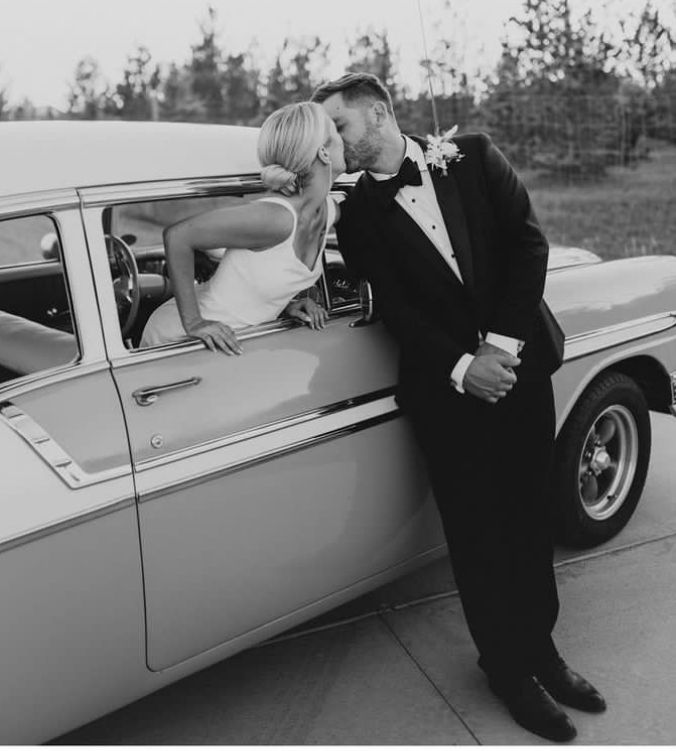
left=53, top=413, right=676, bottom=745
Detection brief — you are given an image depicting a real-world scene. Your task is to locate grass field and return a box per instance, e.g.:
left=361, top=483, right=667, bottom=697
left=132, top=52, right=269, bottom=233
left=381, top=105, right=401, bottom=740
left=524, top=141, right=676, bottom=260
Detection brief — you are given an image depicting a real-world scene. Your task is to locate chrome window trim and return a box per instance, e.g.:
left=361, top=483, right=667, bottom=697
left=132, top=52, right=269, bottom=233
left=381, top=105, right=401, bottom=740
left=670, top=370, right=676, bottom=417
left=136, top=387, right=397, bottom=472
left=0, top=495, right=135, bottom=556
left=331, top=300, right=362, bottom=315
left=79, top=175, right=262, bottom=207
left=79, top=176, right=353, bottom=207
left=563, top=312, right=676, bottom=362
left=139, top=408, right=400, bottom=504
left=0, top=399, right=130, bottom=488
left=0, top=189, right=80, bottom=218
left=0, top=259, right=63, bottom=275
left=110, top=305, right=362, bottom=368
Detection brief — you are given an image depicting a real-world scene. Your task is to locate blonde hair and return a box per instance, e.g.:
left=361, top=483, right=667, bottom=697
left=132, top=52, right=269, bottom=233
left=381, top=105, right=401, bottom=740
left=258, top=102, right=331, bottom=194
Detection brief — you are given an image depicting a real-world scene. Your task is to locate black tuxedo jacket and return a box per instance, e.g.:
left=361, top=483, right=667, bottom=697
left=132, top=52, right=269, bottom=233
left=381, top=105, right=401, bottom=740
left=336, top=132, right=564, bottom=398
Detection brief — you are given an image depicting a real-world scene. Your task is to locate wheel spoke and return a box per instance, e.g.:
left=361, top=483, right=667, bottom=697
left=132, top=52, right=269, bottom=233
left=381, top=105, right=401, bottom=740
left=596, top=416, right=616, bottom=445
left=580, top=472, right=599, bottom=502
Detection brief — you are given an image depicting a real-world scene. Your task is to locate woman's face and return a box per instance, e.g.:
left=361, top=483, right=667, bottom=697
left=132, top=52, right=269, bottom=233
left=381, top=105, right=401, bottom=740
left=324, top=118, right=346, bottom=176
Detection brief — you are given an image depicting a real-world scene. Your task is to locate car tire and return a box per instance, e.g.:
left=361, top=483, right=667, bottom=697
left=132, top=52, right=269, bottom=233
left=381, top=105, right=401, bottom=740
left=552, top=371, right=651, bottom=548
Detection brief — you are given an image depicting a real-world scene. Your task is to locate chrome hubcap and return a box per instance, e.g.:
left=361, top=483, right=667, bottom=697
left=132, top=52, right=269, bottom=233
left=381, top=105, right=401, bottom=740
left=578, top=405, right=639, bottom=521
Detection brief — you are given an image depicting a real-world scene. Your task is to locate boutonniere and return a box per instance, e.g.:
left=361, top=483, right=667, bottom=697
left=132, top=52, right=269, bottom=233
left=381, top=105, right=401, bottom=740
left=424, top=126, right=464, bottom=176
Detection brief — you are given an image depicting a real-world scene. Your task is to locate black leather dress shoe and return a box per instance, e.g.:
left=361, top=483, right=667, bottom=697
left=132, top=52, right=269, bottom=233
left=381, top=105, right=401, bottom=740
left=490, top=675, right=577, bottom=743
left=536, top=659, right=607, bottom=713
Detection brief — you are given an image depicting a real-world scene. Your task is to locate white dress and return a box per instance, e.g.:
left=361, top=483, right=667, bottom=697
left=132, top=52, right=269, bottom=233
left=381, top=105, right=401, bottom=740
left=141, top=196, right=335, bottom=347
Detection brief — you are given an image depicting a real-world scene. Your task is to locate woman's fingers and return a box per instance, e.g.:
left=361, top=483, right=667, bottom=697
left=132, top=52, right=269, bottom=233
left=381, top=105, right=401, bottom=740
left=201, top=334, right=217, bottom=353
left=220, top=325, right=243, bottom=354
left=197, top=322, right=242, bottom=355
left=307, top=303, right=328, bottom=329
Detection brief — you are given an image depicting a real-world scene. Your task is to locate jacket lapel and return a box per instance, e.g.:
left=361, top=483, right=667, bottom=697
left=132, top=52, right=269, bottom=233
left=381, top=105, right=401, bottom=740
left=428, top=160, right=475, bottom=293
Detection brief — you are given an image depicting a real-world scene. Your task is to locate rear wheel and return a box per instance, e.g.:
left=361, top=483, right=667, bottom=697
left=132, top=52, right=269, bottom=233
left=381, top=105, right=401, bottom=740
left=553, top=371, right=651, bottom=548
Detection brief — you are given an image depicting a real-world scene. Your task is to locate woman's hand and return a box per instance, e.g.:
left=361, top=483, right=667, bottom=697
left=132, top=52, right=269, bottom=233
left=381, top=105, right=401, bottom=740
left=285, top=298, right=329, bottom=330
left=185, top=318, right=243, bottom=355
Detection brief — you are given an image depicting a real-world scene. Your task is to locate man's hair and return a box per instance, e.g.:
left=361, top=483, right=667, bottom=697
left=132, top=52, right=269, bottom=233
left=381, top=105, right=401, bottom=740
left=311, top=72, right=395, bottom=117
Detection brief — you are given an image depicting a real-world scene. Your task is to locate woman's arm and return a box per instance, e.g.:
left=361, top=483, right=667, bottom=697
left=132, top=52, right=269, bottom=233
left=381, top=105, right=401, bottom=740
left=163, top=201, right=293, bottom=354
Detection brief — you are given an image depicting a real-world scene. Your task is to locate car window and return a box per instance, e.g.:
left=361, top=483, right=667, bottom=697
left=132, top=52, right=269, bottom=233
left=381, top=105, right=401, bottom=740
left=113, top=195, right=253, bottom=250
left=104, top=192, right=329, bottom=351
left=0, top=215, right=79, bottom=384
left=0, top=214, right=61, bottom=266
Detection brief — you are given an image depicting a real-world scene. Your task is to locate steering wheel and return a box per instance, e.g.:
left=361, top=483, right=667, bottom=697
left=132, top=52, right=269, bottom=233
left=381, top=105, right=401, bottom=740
left=106, top=234, right=141, bottom=338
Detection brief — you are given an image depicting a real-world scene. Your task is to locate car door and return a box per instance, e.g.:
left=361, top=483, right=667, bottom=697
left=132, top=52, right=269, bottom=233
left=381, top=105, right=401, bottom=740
left=82, top=179, right=445, bottom=671
left=0, top=197, right=143, bottom=741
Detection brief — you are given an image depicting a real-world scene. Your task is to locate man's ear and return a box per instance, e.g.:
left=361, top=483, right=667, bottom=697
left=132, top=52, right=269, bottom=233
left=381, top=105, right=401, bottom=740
left=317, top=146, right=330, bottom=164
left=372, top=100, right=389, bottom=126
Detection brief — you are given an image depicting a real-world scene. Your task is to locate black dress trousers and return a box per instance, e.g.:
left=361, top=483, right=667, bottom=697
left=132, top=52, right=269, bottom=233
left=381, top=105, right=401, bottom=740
left=401, top=373, right=560, bottom=682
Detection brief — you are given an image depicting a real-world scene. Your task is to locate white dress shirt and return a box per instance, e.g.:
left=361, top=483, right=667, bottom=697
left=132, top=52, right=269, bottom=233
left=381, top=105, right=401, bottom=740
left=369, top=136, right=521, bottom=392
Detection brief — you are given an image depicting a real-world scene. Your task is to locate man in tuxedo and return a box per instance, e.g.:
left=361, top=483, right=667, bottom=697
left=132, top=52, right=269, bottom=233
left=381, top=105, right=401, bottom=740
left=312, top=73, right=605, bottom=742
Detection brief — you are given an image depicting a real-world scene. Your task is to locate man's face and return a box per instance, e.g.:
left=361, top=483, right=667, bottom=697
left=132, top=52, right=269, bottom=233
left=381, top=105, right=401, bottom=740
left=320, top=92, right=383, bottom=173
left=324, top=118, right=347, bottom=176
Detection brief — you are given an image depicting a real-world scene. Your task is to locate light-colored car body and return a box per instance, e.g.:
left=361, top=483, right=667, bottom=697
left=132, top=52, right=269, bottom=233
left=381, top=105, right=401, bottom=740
left=0, top=122, right=674, bottom=743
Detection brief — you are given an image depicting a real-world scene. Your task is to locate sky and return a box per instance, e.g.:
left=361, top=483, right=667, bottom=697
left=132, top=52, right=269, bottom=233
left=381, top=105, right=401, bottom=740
left=0, top=0, right=674, bottom=109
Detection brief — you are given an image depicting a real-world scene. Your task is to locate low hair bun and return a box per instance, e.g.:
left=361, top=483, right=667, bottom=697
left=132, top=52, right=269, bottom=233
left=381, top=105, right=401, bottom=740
left=261, top=164, right=298, bottom=193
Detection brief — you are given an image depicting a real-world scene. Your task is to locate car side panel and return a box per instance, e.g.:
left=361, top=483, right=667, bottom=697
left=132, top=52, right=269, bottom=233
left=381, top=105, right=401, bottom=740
left=112, top=318, right=402, bottom=463
left=137, top=417, right=443, bottom=670
left=112, top=315, right=445, bottom=671
left=0, top=507, right=146, bottom=744
left=553, top=333, right=676, bottom=434
left=0, top=373, right=145, bottom=743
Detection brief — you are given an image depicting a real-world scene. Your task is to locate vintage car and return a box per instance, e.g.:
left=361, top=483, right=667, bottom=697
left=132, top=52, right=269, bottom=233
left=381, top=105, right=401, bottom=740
left=0, top=121, right=675, bottom=743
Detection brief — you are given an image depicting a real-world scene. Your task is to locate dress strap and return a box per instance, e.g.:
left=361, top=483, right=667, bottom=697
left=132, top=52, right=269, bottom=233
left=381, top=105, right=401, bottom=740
left=326, top=195, right=337, bottom=230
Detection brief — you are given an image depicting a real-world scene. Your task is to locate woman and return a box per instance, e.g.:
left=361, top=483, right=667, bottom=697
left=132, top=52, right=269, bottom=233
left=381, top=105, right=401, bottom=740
left=141, top=101, right=346, bottom=354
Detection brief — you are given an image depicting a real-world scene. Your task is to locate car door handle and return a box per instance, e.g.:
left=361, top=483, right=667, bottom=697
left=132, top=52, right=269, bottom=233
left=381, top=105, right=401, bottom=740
left=132, top=377, right=202, bottom=406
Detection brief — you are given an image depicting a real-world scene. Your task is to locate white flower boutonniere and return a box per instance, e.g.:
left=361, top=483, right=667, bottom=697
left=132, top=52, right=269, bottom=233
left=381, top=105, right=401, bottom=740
left=424, top=125, right=464, bottom=176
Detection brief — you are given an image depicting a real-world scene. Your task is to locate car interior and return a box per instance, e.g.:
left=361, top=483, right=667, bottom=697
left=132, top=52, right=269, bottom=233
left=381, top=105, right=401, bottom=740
left=0, top=192, right=359, bottom=385
left=0, top=216, right=78, bottom=384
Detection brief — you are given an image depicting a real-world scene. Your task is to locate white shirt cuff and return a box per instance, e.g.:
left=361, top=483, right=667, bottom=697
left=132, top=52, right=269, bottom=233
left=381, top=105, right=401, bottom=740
left=450, top=353, right=474, bottom=394
left=485, top=332, right=523, bottom=356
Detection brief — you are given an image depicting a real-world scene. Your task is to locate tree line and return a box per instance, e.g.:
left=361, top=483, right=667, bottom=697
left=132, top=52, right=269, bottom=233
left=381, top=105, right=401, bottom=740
left=2, top=0, right=675, bottom=178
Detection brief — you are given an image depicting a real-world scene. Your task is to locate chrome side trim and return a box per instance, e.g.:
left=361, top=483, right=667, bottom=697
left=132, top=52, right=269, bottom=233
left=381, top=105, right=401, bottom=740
left=0, top=401, right=130, bottom=488
left=0, top=496, right=134, bottom=556
left=0, top=361, right=109, bottom=400
left=139, top=409, right=399, bottom=504
left=0, top=189, right=80, bottom=218
left=80, top=175, right=262, bottom=207
left=136, top=387, right=397, bottom=472
left=563, top=312, right=676, bottom=362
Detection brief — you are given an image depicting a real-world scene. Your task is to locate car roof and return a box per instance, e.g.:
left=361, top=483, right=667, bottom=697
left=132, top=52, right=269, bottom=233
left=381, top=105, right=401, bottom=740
left=1, top=120, right=266, bottom=196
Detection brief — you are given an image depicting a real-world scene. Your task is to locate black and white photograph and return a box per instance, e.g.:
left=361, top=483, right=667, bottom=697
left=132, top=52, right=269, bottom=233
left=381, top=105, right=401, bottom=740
left=0, top=0, right=675, bottom=744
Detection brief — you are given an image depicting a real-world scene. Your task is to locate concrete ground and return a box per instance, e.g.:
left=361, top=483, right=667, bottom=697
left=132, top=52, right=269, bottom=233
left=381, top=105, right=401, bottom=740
left=54, top=414, right=676, bottom=745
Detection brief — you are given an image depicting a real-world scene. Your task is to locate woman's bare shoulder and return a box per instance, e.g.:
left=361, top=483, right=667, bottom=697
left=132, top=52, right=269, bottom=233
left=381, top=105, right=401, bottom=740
left=167, top=196, right=295, bottom=252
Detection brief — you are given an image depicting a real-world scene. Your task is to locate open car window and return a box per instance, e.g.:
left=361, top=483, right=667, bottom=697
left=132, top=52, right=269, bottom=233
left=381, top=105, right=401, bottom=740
left=0, top=214, right=79, bottom=384
left=104, top=192, right=331, bottom=352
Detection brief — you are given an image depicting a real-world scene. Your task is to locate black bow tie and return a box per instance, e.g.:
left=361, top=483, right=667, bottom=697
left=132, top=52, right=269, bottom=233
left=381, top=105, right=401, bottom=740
left=370, top=156, right=423, bottom=206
